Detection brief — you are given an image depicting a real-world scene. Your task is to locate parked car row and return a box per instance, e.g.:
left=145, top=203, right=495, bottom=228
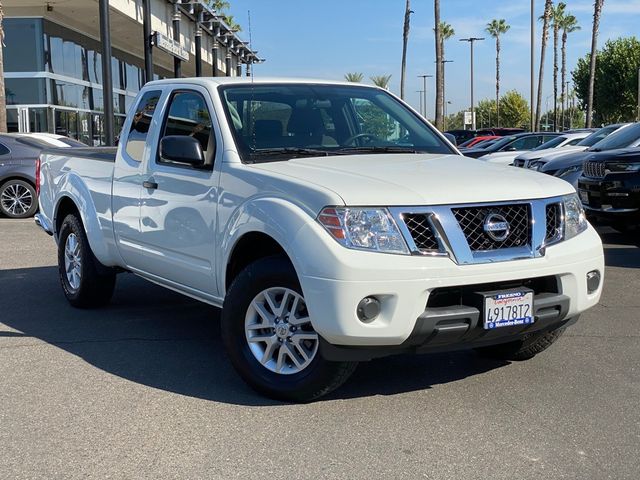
left=0, top=133, right=84, bottom=218
left=505, top=123, right=640, bottom=231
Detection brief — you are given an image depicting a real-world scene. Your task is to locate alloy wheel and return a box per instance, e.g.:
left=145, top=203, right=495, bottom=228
left=1, top=183, right=33, bottom=217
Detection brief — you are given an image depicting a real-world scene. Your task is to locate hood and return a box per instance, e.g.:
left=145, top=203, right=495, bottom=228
left=252, top=153, right=574, bottom=206
left=516, top=145, right=587, bottom=162
left=584, top=147, right=640, bottom=164
left=540, top=150, right=591, bottom=172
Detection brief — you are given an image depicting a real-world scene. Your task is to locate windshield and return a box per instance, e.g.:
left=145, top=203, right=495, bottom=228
left=532, top=136, right=567, bottom=151
left=483, top=135, right=517, bottom=151
left=577, top=125, right=621, bottom=147
left=588, top=123, right=640, bottom=151
left=219, top=84, right=454, bottom=162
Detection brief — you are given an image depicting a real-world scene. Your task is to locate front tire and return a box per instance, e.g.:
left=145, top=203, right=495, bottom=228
left=475, top=327, right=566, bottom=361
left=222, top=256, right=357, bottom=402
left=57, top=214, right=116, bottom=308
left=0, top=179, right=37, bottom=218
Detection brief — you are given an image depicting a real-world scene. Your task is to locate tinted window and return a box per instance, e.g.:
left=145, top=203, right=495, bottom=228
left=504, top=136, right=541, bottom=151
left=125, top=90, right=162, bottom=162
left=161, top=91, right=212, bottom=156
left=578, top=125, right=619, bottom=146
left=532, top=136, right=566, bottom=150
left=0, top=142, right=10, bottom=156
left=566, top=138, right=582, bottom=146
left=590, top=123, right=640, bottom=151
left=3, top=19, right=44, bottom=72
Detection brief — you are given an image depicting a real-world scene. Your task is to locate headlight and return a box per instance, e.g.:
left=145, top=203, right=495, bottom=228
left=607, top=162, right=640, bottom=172
left=528, top=161, right=542, bottom=171
left=563, top=194, right=588, bottom=240
left=554, top=165, right=581, bottom=178
left=318, top=207, right=409, bottom=254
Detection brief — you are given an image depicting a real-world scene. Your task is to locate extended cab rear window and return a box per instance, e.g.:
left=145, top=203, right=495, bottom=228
left=125, top=90, right=161, bottom=162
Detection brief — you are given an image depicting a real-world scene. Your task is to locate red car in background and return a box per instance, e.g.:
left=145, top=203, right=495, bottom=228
left=458, top=135, right=500, bottom=149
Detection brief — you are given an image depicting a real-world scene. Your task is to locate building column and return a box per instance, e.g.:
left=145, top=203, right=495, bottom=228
left=98, top=0, right=114, bottom=145
left=236, top=63, right=243, bottom=77
left=246, top=60, right=252, bottom=77
left=142, top=0, right=153, bottom=84
left=211, top=42, right=219, bottom=76
left=172, top=5, right=181, bottom=78
left=195, top=25, right=202, bottom=77
left=225, top=51, right=232, bottom=77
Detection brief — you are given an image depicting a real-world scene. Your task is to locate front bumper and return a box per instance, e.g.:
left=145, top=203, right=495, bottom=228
left=296, top=224, right=603, bottom=349
left=578, top=174, right=640, bottom=221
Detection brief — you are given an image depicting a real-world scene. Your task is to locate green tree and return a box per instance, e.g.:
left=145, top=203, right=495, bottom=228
left=344, top=72, right=364, bottom=82
left=500, top=90, right=531, bottom=128
left=586, top=0, right=605, bottom=127
left=535, top=0, right=554, bottom=130
left=370, top=74, right=392, bottom=89
left=213, top=0, right=241, bottom=31
left=475, top=99, right=498, bottom=128
left=400, top=0, right=412, bottom=99
left=559, top=12, right=580, bottom=130
left=573, top=37, right=640, bottom=124
left=550, top=2, right=567, bottom=131
left=485, top=19, right=510, bottom=127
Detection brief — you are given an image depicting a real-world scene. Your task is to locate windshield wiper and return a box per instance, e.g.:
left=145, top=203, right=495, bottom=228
left=336, top=146, right=421, bottom=154
left=250, top=147, right=334, bottom=158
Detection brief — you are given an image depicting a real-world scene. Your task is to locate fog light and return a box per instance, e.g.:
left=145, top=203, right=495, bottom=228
left=357, top=296, right=381, bottom=322
left=587, top=270, right=601, bottom=294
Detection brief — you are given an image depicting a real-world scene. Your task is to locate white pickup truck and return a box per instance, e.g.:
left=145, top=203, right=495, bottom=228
left=36, top=78, right=604, bottom=402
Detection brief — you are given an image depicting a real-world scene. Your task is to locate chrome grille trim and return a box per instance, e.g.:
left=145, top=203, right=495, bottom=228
left=583, top=161, right=606, bottom=178
left=452, top=204, right=530, bottom=251
left=390, top=196, right=566, bottom=265
left=544, top=202, right=564, bottom=245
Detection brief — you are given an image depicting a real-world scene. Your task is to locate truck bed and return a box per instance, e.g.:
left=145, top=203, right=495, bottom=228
left=41, top=147, right=117, bottom=162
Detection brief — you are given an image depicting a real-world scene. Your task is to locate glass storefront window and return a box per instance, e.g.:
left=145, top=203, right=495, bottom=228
left=78, top=112, right=92, bottom=146
left=6, top=79, right=47, bottom=105
left=50, top=80, right=82, bottom=108
left=54, top=110, right=79, bottom=140
left=3, top=19, right=45, bottom=72
left=29, top=108, right=49, bottom=133
left=87, top=50, right=102, bottom=84
left=6, top=110, right=19, bottom=133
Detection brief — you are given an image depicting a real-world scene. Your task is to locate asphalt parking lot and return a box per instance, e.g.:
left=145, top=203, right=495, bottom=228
left=0, top=218, right=638, bottom=479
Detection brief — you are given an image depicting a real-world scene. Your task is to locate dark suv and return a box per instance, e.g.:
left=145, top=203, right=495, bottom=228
left=578, top=148, right=640, bottom=230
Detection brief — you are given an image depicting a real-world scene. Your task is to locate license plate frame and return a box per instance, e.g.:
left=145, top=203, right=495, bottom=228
left=481, top=288, right=534, bottom=330
left=579, top=189, right=589, bottom=204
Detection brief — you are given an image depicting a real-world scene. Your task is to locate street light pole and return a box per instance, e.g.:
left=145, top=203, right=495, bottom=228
left=460, top=37, right=485, bottom=131
left=418, top=74, right=433, bottom=117
left=530, top=0, right=535, bottom=132
left=416, top=90, right=424, bottom=117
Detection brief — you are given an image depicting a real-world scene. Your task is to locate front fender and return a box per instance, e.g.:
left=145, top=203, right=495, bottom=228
left=219, top=197, right=319, bottom=292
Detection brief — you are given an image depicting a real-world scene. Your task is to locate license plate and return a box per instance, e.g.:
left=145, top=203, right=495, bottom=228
left=484, top=290, right=534, bottom=329
left=579, top=189, right=589, bottom=204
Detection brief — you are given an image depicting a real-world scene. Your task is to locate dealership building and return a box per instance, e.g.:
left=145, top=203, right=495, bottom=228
left=3, top=0, right=262, bottom=144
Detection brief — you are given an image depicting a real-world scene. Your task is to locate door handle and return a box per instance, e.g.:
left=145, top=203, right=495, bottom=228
left=143, top=180, right=158, bottom=189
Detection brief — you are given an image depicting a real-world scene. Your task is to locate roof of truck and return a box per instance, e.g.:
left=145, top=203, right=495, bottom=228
left=146, top=77, right=381, bottom=88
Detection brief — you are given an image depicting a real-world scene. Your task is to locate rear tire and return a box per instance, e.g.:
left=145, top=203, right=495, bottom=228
left=57, top=213, right=116, bottom=308
left=475, top=327, right=566, bottom=361
left=221, top=255, right=357, bottom=402
left=0, top=179, right=37, bottom=218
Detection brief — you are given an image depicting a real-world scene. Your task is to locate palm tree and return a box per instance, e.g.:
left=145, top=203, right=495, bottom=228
left=370, top=75, right=392, bottom=89
left=550, top=2, right=566, bottom=131
left=586, top=0, right=605, bottom=128
left=559, top=13, right=580, bottom=130
left=400, top=0, right=413, bottom=100
left=436, top=21, right=454, bottom=128
left=344, top=72, right=364, bottom=82
left=0, top=1, right=6, bottom=133
left=485, top=19, right=510, bottom=127
left=535, top=0, right=554, bottom=131
left=434, top=0, right=443, bottom=130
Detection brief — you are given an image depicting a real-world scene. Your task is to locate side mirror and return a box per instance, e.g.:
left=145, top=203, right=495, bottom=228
left=159, top=135, right=205, bottom=166
left=443, top=132, right=457, bottom=145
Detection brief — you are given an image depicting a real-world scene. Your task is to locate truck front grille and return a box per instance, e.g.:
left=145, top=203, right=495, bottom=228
left=545, top=203, right=563, bottom=244
left=403, top=214, right=439, bottom=251
left=452, top=204, right=530, bottom=251
left=583, top=161, right=606, bottom=178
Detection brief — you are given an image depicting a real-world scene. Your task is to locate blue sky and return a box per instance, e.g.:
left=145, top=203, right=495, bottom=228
left=227, top=0, right=640, bottom=116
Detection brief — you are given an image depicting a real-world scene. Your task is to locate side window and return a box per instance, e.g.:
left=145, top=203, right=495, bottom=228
left=567, top=138, right=582, bottom=146
left=0, top=142, right=10, bottom=156
left=161, top=90, right=212, bottom=162
left=507, top=136, right=540, bottom=151
left=125, top=90, right=161, bottom=162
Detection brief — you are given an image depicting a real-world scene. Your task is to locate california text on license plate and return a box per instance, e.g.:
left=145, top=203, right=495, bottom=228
left=484, top=290, right=534, bottom=329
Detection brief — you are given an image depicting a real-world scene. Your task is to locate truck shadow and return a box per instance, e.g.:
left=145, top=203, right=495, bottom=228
left=0, top=266, right=509, bottom=405
left=596, top=226, right=640, bottom=269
